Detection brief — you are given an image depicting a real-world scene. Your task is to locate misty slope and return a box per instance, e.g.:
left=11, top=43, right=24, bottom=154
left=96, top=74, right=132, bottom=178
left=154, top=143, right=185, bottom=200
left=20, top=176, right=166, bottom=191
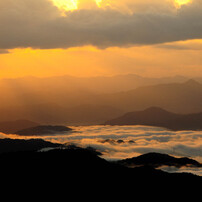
left=0, top=74, right=190, bottom=109
left=0, top=76, right=97, bottom=108
left=0, top=103, right=123, bottom=125
left=0, top=74, right=188, bottom=95
left=104, top=107, right=202, bottom=130
left=100, top=79, right=202, bottom=114
left=0, top=120, right=40, bottom=134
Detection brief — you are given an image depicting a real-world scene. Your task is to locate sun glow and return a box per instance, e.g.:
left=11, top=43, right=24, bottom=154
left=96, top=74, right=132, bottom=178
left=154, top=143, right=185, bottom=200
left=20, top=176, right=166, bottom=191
left=95, top=0, right=103, bottom=7
left=52, top=0, right=78, bottom=11
left=52, top=0, right=107, bottom=11
left=174, top=0, right=192, bottom=7
left=51, top=0, right=193, bottom=14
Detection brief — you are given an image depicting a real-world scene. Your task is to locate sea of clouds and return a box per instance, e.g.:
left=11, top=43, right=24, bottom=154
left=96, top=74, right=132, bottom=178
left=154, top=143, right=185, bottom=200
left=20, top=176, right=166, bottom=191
left=1, top=125, right=202, bottom=175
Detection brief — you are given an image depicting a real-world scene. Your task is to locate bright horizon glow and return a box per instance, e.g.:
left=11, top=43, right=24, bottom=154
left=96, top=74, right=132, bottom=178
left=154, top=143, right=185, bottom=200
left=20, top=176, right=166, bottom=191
left=1, top=39, right=202, bottom=79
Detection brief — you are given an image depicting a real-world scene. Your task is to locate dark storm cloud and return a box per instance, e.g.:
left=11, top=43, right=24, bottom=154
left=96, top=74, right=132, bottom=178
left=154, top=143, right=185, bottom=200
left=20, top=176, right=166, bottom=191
left=0, top=0, right=202, bottom=49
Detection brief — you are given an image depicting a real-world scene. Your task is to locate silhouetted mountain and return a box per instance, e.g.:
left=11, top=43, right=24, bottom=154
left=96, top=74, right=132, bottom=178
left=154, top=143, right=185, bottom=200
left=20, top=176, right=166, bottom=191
left=105, top=107, right=179, bottom=125
left=15, top=125, right=72, bottom=136
left=98, top=138, right=135, bottom=145
left=0, top=147, right=201, bottom=186
left=104, top=107, right=202, bottom=130
left=0, top=120, right=40, bottom=134
left=184, top=79, right=201, bottom=86
left=0, top=138, right=62, bottom=153
left=117, top=152, right=202, bottom=168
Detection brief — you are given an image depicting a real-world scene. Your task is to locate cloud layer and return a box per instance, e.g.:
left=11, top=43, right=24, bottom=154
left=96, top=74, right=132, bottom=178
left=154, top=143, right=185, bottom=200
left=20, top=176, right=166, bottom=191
left=1, top=0, right=202, bottom=50
left=3, top=125, right=202, bottom=162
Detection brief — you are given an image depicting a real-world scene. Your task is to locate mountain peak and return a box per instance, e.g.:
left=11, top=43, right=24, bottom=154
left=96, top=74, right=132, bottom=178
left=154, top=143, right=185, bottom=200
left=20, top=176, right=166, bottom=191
left=143, top=107, right=169, bottom=113
left=184, top=79, right=201, bottom=86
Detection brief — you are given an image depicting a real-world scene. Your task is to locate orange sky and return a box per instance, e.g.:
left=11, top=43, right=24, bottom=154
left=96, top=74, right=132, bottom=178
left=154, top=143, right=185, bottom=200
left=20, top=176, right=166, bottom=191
left=0, top=39, right=202, bottom=78
left=0, top=0, right=202, bottom=78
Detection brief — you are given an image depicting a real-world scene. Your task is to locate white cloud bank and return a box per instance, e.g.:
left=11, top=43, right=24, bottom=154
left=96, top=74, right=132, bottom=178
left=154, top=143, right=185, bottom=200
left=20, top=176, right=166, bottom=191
left=3, top=125, right=201, bottom=162
left=2, top=125, right=201, bottom=175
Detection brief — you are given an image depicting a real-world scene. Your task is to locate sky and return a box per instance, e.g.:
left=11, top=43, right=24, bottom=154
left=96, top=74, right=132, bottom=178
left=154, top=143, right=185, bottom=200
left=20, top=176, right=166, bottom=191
left=0, top=0, right=202, bottom=78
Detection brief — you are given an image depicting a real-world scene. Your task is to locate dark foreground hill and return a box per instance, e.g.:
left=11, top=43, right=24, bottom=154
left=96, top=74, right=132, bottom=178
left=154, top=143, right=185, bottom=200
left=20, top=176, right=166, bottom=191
left=0, top=145, right=201, bottom=183
left=104, top=107, right=202, bottom=130
left=0, top=138, right=201, bottom=194
left=117, top=152, right=202, bottom=168
left=0, top=138, right=62, bottom=153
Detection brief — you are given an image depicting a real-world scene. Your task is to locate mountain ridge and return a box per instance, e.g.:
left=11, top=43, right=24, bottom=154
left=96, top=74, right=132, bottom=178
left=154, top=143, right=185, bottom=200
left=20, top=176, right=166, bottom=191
left=0, top=78, right=202, bottom=124
left=104, top=107, right=202, bottom=130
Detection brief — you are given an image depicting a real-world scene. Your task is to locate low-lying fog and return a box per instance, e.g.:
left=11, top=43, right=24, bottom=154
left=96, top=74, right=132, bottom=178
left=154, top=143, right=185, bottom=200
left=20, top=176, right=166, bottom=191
left=1, top=125, right=202, bottom=175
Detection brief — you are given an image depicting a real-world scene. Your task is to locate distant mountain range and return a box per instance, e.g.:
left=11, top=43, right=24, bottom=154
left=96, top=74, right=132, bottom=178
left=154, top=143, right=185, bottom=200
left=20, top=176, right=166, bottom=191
left=0, top=104, right=124, bottom=125
left=0, top=74, right=192, bottom=109
left=99, top=79, right=202, bottom=114
left=0, top=75, right=202, bottom=124
left=0, top=74, right=191, bottom=95
left=104, top=107, right=202, bottom=130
